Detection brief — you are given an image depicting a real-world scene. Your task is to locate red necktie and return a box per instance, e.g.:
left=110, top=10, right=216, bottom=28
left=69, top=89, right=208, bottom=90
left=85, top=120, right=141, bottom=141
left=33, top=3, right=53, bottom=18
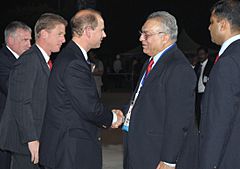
left=214, top=54, right=220, bottom=64
left=48, top=59, right=53, bottom=70
left=145, top=59, right=154, bottom=76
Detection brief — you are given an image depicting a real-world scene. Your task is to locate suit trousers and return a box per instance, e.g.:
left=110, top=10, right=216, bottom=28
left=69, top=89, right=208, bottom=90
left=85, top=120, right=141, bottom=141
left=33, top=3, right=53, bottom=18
left=11, top=153, right=43, bottom=169
left=0, top=149, right=11, bottom=169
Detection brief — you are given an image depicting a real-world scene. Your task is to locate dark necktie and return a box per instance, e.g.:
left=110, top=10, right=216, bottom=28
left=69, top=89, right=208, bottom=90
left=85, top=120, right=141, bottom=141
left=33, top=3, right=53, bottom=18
left=48, top=59, right=53, bottom=70
left=197, top=63, right=202, bottom=79
left=214, top=54, right=220, bottom=64
left=145, top=59, right=154, bottom=77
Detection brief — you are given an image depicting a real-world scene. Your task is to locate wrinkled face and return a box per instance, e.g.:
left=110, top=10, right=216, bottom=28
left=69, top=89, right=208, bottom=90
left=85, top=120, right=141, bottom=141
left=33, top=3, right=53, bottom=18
left=139, top=19, right=166, bottom=57
left=9, top=28, right=32, bottom=55
left=208, top=12, right=224, bottom=45
left=45, top=23, right=66, bottom=54
left=90, top=16, right=106, bottom=49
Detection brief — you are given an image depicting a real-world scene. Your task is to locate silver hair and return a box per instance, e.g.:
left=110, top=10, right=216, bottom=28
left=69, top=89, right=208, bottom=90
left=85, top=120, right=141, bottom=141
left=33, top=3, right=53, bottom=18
left=148, top=11, right=178, bottom=42
left=4, top=21, right=32, bottom=44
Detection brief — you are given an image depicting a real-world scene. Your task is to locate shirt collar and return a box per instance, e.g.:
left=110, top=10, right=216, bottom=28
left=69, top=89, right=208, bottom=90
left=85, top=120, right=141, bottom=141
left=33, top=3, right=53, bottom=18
left=201, top=58, right=208, bottom=66
left=150, top=43, right=175, bottom=67
left=6, top=45, right=20, bottom=59
left=36, top=44, right=50, bottom=63
left=219, top=34, right=240, bottom=56
left=75, top=43, right=88, bottom=61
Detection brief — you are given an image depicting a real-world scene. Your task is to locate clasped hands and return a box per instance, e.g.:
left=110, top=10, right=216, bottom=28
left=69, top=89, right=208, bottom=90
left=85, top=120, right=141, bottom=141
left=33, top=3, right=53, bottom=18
left=111, top=109, right=125, bottom=128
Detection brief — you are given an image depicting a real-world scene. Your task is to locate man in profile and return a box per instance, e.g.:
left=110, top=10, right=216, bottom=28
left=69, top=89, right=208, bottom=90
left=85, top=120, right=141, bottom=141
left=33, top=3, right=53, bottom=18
left=0, top=20, right=32, bottom=169
left=39, top=9, right=123, bottom=169
left=122, top=11, right=197, bottom=169
left=199, top=0, right=240, bottom=168
left=0, top=13, right=67, bottom=169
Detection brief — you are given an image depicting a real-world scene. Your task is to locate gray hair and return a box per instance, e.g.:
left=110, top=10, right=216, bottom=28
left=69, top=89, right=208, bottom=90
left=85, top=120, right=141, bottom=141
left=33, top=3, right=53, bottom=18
left=148, top=11, right=178, bottom=42
left=4, top=21, right=32, bottom=44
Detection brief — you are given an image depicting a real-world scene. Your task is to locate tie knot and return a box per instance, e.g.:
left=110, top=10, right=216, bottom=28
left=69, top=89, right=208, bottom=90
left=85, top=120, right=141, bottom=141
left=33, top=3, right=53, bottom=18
left=146, top=58, right=154, bottom=76
left=48, top=59, right=53, bottom=70
left=149, top=59, right=154, bottom=67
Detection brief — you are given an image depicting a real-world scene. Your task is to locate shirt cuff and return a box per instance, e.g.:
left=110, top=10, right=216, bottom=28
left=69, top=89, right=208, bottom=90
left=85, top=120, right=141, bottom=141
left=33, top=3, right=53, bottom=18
left=163, top=162, right=176, bottom=167
left=112, top=112, right=117, bottom=124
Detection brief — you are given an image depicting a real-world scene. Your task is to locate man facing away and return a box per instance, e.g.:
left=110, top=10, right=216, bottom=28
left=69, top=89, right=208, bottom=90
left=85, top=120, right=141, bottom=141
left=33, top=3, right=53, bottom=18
left=199, top=0, right=240, bottom=168
left=122, top=11, right=197, bottom=169
left=0, top=13, right=67, bottom=169
left=39, top=9, right=123, bottom=169
left=0, top=20, right=32, bottom=169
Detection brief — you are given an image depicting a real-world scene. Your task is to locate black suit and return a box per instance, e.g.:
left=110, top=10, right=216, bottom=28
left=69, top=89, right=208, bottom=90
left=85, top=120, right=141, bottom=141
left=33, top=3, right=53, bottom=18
left=194, top=59, right=214, bottom=128
left=39, top=40, right=113, bottom=169
left=123, top=44, right=198, bottom=169
left=0, top=44, right=50, bottom=169
left=0, top=45, right=16, bottom=169
left=199, top=39, right=240, bottom=169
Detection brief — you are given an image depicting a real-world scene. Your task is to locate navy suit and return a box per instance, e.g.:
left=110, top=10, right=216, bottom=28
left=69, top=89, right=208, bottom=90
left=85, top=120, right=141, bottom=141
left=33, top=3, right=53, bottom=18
left=39, top=40, right=113, bottom=169
left=199, top=39, right=240, bottom=169
left=0, top=45, right=16, bottom=169
left=123, top=44, right=198, bottom=169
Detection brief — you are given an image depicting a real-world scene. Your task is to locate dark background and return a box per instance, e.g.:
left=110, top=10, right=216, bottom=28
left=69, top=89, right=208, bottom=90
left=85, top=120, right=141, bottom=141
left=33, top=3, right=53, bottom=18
left=0, top=0, right=219, bottom=60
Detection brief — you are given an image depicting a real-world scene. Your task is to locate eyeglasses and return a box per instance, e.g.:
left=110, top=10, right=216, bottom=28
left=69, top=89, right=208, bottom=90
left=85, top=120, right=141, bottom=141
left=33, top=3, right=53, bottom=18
left=139, top=30, right=166, bottom=40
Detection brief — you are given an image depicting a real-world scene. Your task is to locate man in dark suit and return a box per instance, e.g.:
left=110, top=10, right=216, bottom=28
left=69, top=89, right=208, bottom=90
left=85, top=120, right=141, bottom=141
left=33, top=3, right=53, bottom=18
left=39, top=9, right=123, bottom=169
left=194, top=46, right=214, bottom=128
left=0, top=13, right=67, bottom=169
left=199, top=0, right=240, bottom=169
left=0, top=21, right=32, bottom=169
left=122, top=11, right=197, bottom=169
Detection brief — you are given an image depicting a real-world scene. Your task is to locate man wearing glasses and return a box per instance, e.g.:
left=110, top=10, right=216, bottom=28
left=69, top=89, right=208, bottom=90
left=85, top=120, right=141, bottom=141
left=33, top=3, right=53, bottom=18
left=122, top=11, right=198, bottom=169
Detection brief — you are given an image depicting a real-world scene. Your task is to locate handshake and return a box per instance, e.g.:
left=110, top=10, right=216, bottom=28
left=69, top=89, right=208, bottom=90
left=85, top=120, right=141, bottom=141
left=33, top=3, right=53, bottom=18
left=111, top=109, right=125, bottom=128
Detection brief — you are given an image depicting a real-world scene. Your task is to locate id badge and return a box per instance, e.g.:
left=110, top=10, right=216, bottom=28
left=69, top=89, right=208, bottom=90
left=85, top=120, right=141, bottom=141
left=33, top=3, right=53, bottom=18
left=122, top=103, right=134, bottom=132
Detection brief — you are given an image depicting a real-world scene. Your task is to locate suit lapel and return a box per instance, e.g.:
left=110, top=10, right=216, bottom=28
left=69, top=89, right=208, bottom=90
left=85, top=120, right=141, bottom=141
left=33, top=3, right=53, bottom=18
left=68, top=40, right=91, bottom=71
left=32, top=45, right=50, bottom=77
left=143, top=46, right=176, bottom=87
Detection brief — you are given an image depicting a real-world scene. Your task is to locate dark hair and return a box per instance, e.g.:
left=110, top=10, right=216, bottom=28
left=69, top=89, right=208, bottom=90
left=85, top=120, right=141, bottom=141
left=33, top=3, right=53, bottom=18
left=211, top=0, right=240, bottom=31
left=197, top=46, right=208, bottom=54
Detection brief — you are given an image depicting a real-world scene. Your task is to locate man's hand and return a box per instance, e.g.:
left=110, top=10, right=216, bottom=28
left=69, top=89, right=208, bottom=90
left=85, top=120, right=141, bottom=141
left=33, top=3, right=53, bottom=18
left=156, top=161, right=175, bottom=169
left=111, top=109, right=124, bottom=128
left=28, top=140, right=39, bottom=164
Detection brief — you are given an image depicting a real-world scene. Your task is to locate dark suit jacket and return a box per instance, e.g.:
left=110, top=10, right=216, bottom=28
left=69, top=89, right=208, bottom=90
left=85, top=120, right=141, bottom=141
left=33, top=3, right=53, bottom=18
left=123, top=44, right=197, bottom=169
left=199, top=39, right=240, bottom=169
left=39, top=40, right=113, bottom=169
left=0, top=44, right=50, bottom=154
left=0, top=45, right=16, bottom=168
left=194, top=59, right=214, bottom=90
left=0, top=45, right=17, bottom=120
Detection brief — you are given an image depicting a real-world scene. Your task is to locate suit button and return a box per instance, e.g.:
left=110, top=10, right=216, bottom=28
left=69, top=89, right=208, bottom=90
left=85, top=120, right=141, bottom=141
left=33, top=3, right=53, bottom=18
left=98, top=137, right=101, bottom=141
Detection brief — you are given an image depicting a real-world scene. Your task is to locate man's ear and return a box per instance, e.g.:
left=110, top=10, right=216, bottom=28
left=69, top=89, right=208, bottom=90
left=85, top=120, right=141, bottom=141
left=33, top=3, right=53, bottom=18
left=40, top=30, right=49, bottom=39
left=85, top=26, right=93, bottom=38
left=219, top=19, right=229, bottom=31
